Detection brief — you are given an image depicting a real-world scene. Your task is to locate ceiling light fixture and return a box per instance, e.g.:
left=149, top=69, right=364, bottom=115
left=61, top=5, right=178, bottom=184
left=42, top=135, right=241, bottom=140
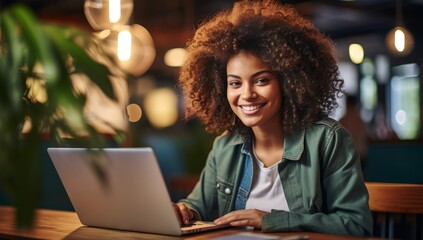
left=84, top=0, right=155, bottom=76
left=385, top=0, right=414, bottom=56
left=84, top=0, right=133, bottom=31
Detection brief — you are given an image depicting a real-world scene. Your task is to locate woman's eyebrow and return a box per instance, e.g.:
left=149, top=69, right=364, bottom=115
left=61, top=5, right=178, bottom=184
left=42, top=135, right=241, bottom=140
left=227, top=74, right=241, bottom=79
left=227, top=70, right=273, bottom=79
left=252, top=70, right=273, bottom=78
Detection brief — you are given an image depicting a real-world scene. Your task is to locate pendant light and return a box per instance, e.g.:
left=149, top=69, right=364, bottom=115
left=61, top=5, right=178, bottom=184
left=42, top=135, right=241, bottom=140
left=385, top=0, right=414, bottom=56
left=84, top=0, right=134, bottom=31
left=95, top=24, right=155, bottom=76
left=84, top=0, right=155, bottom=76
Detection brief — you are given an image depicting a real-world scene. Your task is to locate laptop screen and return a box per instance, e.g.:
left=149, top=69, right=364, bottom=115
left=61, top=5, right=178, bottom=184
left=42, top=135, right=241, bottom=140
left=48, top=147, right=184, bottom=235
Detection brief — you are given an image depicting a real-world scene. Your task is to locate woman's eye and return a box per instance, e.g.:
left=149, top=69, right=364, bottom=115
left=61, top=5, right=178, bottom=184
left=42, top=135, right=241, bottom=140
left=228, top=81, right=241, bottom=87
left=255, top=78, right=269, bottom=85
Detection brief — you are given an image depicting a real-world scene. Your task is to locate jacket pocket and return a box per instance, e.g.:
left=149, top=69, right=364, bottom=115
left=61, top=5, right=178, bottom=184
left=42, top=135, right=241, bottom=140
left=216, top=177, right=234, bottom=215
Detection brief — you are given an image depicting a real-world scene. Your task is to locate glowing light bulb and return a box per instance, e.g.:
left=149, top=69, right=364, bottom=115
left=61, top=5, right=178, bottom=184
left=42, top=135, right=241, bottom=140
left=84, top=0, right=133, bottom=31
left=109, top=0, right=121, bottom=23
left=394, top=29, right=405, bottom=52
left=95, top=24, right=156, bottom=76
left=118, top=30, right=131, bottom=61
left=386, top=26, right=414, bottom=56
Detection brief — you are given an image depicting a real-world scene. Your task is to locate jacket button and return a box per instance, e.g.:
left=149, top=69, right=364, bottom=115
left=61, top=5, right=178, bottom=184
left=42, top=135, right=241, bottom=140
left=224, top=188, right=231, bottom=195
left=216, top=183, right=220, bottom=189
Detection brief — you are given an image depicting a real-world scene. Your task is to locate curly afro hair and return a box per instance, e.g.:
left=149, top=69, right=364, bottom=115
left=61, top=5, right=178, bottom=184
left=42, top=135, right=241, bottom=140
left=178, top=0, right=344, bottom=135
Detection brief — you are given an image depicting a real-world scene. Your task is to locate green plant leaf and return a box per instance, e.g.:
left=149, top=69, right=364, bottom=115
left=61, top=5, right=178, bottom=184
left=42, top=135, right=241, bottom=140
left=44, top=25, right=116, bottom=100
left=10, top=5, right=61, bottom=86
left=0, top=4, right=124, bottom=230
left=1, top=11, right=24, bottom=113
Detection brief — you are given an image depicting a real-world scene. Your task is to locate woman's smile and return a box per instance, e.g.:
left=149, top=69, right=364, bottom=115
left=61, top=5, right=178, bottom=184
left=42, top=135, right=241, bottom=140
left=239, top=103, right=266, bottom=114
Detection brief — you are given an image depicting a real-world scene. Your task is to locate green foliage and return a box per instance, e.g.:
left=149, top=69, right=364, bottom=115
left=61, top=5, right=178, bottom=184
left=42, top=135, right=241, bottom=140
left=0, top=5, right=123, bottom=229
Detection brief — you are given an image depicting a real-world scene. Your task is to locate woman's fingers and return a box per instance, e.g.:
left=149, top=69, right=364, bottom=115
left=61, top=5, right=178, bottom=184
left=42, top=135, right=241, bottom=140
left=174, top=203, right=194, bottom=225
left=214, top=209, right=268, bottom=229
left=172, top=203, right=183, bottom=225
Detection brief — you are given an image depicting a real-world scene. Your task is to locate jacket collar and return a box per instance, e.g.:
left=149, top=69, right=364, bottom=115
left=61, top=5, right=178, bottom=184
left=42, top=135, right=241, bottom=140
left=283, top=128, right=305, bottom=161
left=227, top=130, right=247, bottom=146
left=227, top=128, right=305, bottom=161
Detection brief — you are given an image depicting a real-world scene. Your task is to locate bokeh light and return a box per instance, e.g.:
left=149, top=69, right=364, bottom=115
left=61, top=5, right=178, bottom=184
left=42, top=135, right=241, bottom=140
left=127, top=103, right=142, bottom=122
left=143, top=88, right=178, bottom=128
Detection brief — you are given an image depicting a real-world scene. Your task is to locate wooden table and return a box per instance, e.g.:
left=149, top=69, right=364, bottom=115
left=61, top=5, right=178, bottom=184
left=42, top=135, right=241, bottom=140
left=0, top=206, right=382, bottom=240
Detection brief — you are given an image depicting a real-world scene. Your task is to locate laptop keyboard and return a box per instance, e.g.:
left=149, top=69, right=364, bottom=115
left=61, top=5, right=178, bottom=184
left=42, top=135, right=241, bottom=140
left=182, top=221, right=216, bottom=228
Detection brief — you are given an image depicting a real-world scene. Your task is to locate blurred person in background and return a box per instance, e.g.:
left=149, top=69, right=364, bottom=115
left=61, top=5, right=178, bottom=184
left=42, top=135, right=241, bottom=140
left=340, top=95, right=369, bottom=163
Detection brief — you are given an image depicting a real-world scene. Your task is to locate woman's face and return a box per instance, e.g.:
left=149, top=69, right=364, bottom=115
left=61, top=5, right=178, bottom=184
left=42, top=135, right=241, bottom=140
left=226, top=52, right=282, bottom=129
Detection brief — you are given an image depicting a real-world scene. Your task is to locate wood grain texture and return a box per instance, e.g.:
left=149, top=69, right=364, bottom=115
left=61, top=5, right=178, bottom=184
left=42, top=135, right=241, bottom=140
left=366, top=182, right=423, bottom=214
left=1, top=206, right=385, bottom=239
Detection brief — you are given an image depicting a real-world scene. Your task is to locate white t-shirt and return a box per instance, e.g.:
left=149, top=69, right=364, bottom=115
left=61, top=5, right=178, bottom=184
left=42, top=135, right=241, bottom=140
left=245, top=151, right=290, bottom=212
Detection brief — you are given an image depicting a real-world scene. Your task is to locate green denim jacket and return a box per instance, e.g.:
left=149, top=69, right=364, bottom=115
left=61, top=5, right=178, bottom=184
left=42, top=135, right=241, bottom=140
left=179, top=118, right=373, bottom=237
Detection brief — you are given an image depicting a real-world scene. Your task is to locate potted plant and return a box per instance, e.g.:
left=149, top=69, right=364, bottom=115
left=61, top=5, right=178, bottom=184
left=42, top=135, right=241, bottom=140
left=0, top=4, right=125, bottom=229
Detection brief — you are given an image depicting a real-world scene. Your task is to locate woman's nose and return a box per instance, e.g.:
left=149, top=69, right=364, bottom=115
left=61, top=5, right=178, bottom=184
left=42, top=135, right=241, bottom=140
left=241, top=85, right=257, bottom=100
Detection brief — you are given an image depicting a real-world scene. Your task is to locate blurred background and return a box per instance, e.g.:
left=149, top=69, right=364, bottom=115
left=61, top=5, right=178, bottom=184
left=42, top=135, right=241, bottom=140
left=1, top=0, right=422, bottom=208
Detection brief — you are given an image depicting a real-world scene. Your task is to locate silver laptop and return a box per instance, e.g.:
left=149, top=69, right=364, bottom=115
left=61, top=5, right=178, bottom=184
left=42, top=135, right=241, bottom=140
left=47, top=147, right=227, bottom=236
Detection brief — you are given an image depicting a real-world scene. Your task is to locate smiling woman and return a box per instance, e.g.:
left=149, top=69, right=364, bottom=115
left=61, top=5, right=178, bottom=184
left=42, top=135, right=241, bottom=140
left=174, top=0, right=373, bottom=237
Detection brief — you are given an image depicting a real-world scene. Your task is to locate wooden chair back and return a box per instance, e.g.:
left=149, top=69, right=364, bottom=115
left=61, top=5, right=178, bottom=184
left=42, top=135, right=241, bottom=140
left=366, top=182, right=423, bottom=239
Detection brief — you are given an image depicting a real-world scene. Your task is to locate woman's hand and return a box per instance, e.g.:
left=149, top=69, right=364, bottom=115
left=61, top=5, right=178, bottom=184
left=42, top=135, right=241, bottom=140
left=213, top=209, right=269, bottom=229
left=173, top=203, right=194, bottom=225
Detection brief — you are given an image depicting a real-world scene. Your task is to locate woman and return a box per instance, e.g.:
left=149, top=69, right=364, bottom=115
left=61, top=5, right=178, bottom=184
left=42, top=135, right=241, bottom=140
left=175, top=0, right=372, bottom=236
